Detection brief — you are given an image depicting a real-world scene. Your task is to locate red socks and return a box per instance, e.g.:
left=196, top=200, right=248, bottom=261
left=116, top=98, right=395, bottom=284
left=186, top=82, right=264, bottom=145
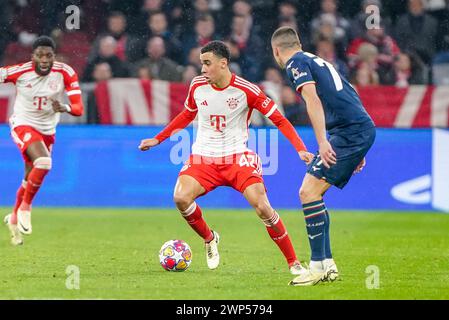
left=180, top=202, right=214, bottom=242
left=20, top=157, right=51, bottom=211
left=10, top=180, right=27, bottom=225
left=264, top=211, right=298, bottom=267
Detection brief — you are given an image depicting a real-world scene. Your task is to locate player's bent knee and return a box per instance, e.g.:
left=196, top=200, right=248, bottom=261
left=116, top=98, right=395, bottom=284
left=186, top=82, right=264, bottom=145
left=33, top=157, right=52, bottom=170
left=299, top=186, right=318, bottom=203
left=253, top=201, right=273, bottom=218
left=173, top=193, right=194, bottom=211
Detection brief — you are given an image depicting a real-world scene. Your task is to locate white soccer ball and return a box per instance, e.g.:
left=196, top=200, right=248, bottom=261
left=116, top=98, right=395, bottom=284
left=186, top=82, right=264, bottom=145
left=159, top=239, right=192, bottom=271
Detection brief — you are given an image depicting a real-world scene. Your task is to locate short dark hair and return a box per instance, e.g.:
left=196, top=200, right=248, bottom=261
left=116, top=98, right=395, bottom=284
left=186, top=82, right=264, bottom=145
left=196, top=13, right=214, bottom=24
left=32, top=36, right=56, bottom=51
left=200, top=41, right=230, bottom=62
left=271, top=26, right=301, bottom=50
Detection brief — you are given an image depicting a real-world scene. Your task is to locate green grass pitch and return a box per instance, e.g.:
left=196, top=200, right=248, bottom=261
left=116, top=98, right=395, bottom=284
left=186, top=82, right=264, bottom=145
left=1, top=208, right=448, bottom=300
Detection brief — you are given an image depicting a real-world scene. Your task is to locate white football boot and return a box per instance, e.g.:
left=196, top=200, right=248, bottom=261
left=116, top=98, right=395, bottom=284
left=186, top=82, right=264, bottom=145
left=17, top=208, right=32, bottom=235
left=323, top=258, right=339, bottom=282
left=288, top=261, right=326, bottom=286
left=4, top=214, right=23, bottom=246
left=205, top=231, right=220, bottom=269
left=289, top=261, right=305, bottom=275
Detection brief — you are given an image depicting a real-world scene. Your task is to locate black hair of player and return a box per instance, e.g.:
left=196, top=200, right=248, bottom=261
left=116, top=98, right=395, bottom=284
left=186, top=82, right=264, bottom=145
left=32, top=36, right=56, bottom=52
left=201, top=41, right=230, bottom=62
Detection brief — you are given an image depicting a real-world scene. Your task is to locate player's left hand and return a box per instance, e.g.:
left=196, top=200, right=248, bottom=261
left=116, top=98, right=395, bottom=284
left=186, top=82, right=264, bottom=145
left=139, top=138, right=160, bottom=151
left=299, top=151, right=314, bottom=165
left=353, top=157, right=366, bottom=175
left=50, top=98, right=69, bottom=113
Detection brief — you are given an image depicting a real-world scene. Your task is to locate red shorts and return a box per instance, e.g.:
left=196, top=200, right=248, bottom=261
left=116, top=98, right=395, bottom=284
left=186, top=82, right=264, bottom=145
left=10, top=126, right=55, bottom=165
left=179, top=152, right=265, bottom=195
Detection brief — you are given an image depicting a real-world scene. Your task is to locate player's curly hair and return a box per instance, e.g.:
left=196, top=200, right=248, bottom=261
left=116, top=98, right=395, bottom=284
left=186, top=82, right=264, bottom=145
left=201, top=41, right=230, bottom=62
left=32, top=36, right=56, bottom=51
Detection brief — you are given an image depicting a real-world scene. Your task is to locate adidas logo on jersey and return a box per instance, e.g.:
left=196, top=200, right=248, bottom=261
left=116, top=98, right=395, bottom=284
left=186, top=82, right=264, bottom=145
left=200, top=100, right=208, bottom=106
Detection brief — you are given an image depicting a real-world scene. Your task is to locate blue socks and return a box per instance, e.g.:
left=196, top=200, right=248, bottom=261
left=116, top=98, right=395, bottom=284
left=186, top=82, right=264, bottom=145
left=302, top=200, right=332, bottom=261
left=324, top=210, right=332, bottom=259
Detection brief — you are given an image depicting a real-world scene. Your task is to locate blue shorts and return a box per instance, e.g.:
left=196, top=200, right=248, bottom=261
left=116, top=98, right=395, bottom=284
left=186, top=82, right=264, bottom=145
left=307, top=127, right=376, bottom=189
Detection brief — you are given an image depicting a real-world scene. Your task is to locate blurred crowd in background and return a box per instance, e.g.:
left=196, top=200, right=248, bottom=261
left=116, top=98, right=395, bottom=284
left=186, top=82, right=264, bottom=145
left=1, top=0, right=449, bottom=124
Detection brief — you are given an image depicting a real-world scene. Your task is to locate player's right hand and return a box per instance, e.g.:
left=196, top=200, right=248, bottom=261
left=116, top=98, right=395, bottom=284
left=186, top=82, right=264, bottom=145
left=139, top=138, right=159, bottom=151
left=298, top=151, right=314, bottom=165
left=318, top=140, right=337, bottom=168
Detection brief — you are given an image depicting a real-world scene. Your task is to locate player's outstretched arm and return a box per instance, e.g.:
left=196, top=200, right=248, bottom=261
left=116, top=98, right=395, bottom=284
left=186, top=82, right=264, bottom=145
left=139, top=108, right=197, bottom=152
left=139, top=138, right=160, bottom=151
left=300, top=83, right=336, bottom=168
left=49, top=97, right=83, bottom=116
left=62, top=65, right=84, bottom=116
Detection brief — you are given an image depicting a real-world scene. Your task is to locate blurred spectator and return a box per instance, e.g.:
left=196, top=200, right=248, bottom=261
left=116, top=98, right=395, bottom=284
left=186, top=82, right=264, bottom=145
left=136, top=65, right=152, bottom=80
left=139, top=11, right=184, bottom=64
left=182, top=14, right=218, bottom=64
left=186, top=47, right=203, bottom=75
left=315, top=38, right=349, bottom=79
left=232, top=0, right=254, bottom=27
left=166, top=2, right=189, bottom=40
left=223, top=39, right=243, bottom=76
left=281, top=86, right=310, bottom=126
left=92, top=62, right=113, bottom=82
left=264, top=67, right=285, bottom=86
left=87, top=61, right=114, bottom=124
left=277, top=1, right=312, bottom=50
left=383, top=52, right=428, bottom=86
left=349, top=0, right=393, bottom=41
left=278, top=16, right=296, bottom=31
left=82, top=36, right=130, bottom=82
left=183, top=0, right=215, bottom=34
left=194, top=0, right=212, bottom=15
left=350, top=43, right=380, bottom=86
left=89, top=12, right=142, bottom=63
left=352, top=64, right=380, bottom=86
left=228, top=14, right=265, bottom=81
left=347, top=24, right=401, bottom=81
left=130, top=0, right=176, bottom=36
left=182, top=65, right=200, bottom=83
left=395, top=0, right=438, bottom=65
left=310, top=0, right=350, bottom=59
left=133, top=36, right=184, bottom=82
left=278, top=1, right=298, bottom=22
left=261, top=67, right=284, bottom=111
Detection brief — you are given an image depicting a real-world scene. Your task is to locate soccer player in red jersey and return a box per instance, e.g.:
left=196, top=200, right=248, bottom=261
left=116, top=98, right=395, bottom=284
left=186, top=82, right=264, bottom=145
left=1, top=36, right=84, bottom=245
left=140, top=41, right=314, bottom=274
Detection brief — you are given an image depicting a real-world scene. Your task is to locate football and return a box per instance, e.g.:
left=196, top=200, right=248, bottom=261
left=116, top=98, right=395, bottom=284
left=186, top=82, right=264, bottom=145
left=159, top=239, right=192, bottom=271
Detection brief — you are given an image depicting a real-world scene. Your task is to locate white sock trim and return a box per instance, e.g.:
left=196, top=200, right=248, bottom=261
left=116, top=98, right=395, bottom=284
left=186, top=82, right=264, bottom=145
left=262, top=211, right=280, bottom=227
left=33, top=157, right=52, bottom=170
left=180, top=202, right=197, bottom=216
left=21, top=180, right=27, bottom=188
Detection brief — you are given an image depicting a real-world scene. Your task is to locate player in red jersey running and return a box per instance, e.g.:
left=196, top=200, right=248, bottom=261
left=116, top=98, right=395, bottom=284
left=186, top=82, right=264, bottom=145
left=1, top=36, right=84, bottom=245
left=140, top=41, right=314, bottom=274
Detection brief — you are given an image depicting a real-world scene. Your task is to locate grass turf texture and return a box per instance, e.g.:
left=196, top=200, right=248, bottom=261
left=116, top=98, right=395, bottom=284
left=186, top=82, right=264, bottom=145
left=0, top=208, right=448, bottom=300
